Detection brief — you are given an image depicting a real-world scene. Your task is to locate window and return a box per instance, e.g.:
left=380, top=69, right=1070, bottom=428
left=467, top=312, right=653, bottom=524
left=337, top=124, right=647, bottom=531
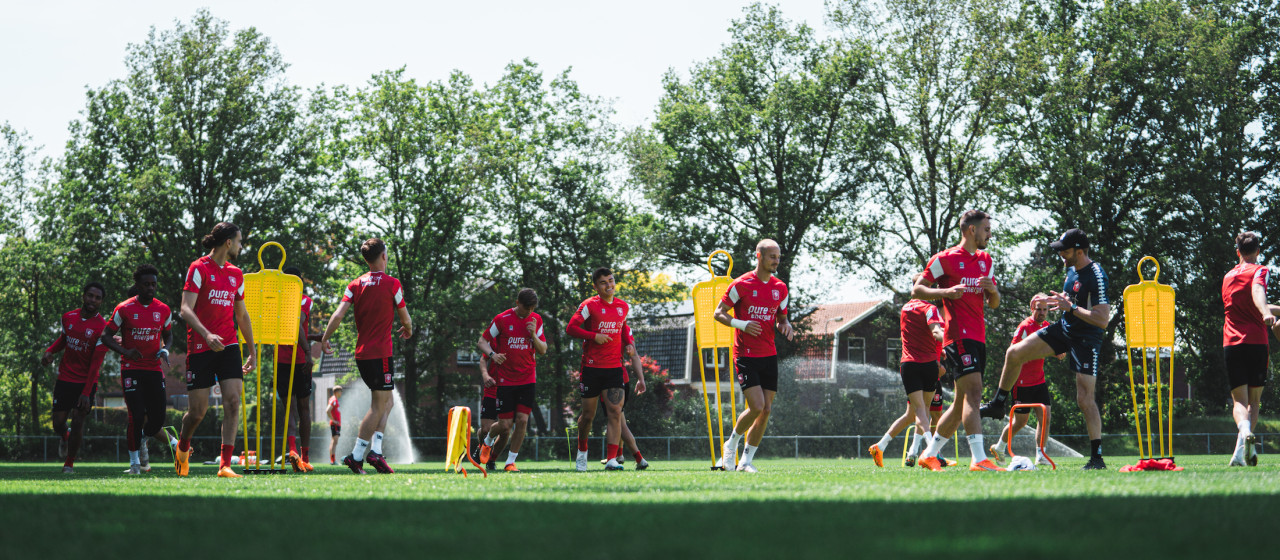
left=456, top=349, right=480, bottom=365
left=703, top=348, right=729, bottom=369
left=886, top=338, right=901, bottom=370
left=846, top=337, right=866, bottom=364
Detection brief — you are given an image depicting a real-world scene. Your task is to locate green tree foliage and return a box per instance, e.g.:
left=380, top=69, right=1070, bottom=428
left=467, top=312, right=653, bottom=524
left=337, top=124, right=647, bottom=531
left=45, top=9, right=312, bottom=309
left=317, top=68, right=494, bottom=431
left=627, top=3, right=879, bottom=287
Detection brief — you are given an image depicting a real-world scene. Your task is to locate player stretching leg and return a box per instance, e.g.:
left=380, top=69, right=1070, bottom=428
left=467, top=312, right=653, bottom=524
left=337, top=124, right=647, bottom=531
left=1221, top=232, right=1276, bottom=466
left=568, top=268, right=632, bottom=472
left=989, top=296, right=1060, bottom=466
left=474, top=355, right=509, bottom=471
left=477, top=289, right=547, bottom=473
left=912, top=211, right=1003, bottom=472
left=44, top=282, right=109, bottom=474
left=602, top=326, right=650, bottom=469
left=276, top=267, right=315, bottom=472
left=980, top=229, right=1110, bottom=470
left=714, top=240, right=794, bottom=473
left=870, top=294, right=943, bottom=467
left=326, top=386, right=343, bottom=465
left=176, top=223, right=256, bottom=478
left=322, top=239, right=412, bottom=474
left=103, top=266, right=174, bottom=475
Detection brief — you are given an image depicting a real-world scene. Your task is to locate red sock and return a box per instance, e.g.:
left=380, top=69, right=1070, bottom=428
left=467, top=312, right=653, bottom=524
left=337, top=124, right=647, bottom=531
left=288, top=436, right=297, bottom=454
left=64, top=454, right=75, bottom=468
left=607, top=444, right=619, bottom=460
left=578, top=432, right=589, bottom=452
left=60, top=430, right=69, bottom=442
left=330, top=453, right=336, bottom=463
left=178, top=438, right=191, bottom=452
left=220, top=444, right=234, bottom=468
left=634, top=451, right=644, bottom=463
left=302, top=447, right=310, bottom=463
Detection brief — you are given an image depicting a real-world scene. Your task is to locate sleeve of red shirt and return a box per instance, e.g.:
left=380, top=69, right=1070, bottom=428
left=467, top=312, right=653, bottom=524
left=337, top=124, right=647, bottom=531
left=925, top=306, right=942, bottom=326
left=183, top=262, right=201, bottom=293
left=83, top=343, right=108, bottom=397
left=623, top=324, right=634, bottom=346
left=536, top=315, right=547, bottom=343
left=46, top=332, right=67, bottom=354
left=720, top=283, right=738, bottom=308
left=234, top=269, right=246, bottom=301
left=392, top=279, right=406, bottom=309
left=566, top=302, right=594, bottom=340
left=482, top=317, right=498, bottom=345
left=341, top=278, right=357, bottom=303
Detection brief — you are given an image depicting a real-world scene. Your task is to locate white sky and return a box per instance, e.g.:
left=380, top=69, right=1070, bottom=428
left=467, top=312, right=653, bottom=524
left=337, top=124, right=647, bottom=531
left=2, top=0, right=894, bottom=302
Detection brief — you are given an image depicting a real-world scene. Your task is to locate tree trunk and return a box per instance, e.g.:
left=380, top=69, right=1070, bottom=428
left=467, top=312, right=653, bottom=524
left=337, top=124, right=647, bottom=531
left=29, top=272, right=40, bottom=433
left=402, top=334, right=419, bottom=431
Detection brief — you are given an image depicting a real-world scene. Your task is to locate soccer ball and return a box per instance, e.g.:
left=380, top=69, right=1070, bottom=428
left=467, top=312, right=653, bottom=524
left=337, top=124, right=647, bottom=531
left=1008, top=455, right=1036, bottom=471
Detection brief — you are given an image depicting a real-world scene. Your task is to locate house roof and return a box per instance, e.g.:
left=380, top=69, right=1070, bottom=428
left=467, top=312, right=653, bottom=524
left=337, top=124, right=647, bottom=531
left=806, top=300, right=886, bottom=335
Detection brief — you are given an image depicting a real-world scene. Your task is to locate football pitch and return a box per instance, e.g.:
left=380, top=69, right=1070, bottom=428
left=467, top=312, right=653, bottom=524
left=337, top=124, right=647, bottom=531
left=6, top=455, right=1276, bottom=559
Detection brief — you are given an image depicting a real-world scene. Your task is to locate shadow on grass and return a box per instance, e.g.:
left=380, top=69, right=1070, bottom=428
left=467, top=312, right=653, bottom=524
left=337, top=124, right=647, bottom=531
left=4, top=485, right=1270, bottom=559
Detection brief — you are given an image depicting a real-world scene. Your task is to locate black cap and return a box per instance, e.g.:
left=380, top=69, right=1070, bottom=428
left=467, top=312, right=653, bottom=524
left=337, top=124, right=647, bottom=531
left=1050, top=228, right=1089, bottom=251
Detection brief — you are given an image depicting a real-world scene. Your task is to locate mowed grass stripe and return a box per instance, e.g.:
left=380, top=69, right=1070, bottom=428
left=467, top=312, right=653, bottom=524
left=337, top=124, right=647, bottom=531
left=4, top=456, right=1276, bottom=559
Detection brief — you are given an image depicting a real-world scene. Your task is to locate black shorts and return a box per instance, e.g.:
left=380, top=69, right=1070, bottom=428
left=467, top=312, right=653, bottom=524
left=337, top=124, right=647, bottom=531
left=900, top=361, right=938, bottom=395
left=480, top=394, right=498, bottom=420
left=1037, top=323, right=1102, bottom=376
left=186, top=345, right=244, bottom=390
left=496, top=383, right=536, bottom=418
left=275, top=362, right=314, bottom=399
left=1224, top=344, right=1269, bottom=389
left=329, top=423, right=341, bottom=437
left=123, top=369, right=167, bottom=412
left=579, top=366, right=625, bottom=399
left=620, top=381, right=632, bottom=409
left=943, top=340, right=986, bottom=379
left=1012, top=383, right=1052, bottom=412
left=357, top=357, right=395, bottom=391
left=930, top=376, right=944, bottom=411
left=736, top=355, right=779, bottom=392
left=52, top=380, right=96, bottom=413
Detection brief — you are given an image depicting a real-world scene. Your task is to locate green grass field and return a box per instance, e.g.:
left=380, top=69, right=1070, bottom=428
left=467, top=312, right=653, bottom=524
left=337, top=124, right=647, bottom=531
left=5, top=455, right=1277, bottom=559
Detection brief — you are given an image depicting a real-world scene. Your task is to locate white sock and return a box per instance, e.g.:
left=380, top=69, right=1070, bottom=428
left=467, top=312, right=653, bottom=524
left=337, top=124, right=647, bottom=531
left=876, top=433, right=893, bottom=449
left=168, top=434, right=179, bottom=446
left=910, top=431, right=929, bottom=455
left=1239, top=420, right=1252, bottom=436
left=484, top=433, right=496, bottom=447
left=922, top=434, right=948, bottom=458
left=995, top=436, right=1005, bottom=449
left=371, top=431, right=384, bottom=454
left=129, top=450, right=140, bottom=465
left=506, top=451, right=518, bottom=465
left=352, top=438, right=370, bottom=461
left=1036, top=449, right=1047, bottom=461
left=726, top=430, right=744, bottom=449
left=741, top=443, right=758, bottom=464
left=968, top=434, right=986, bottom=462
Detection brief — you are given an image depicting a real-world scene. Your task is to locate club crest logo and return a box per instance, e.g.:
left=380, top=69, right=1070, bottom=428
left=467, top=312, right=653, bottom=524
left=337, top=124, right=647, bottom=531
left=616, top=307, right=624, bottom=316
left=186, top=370, right=195, bottom=383
left=962, top=354, right=973, bottom=366
left=1073, top=281, right=1082, bottom=292
left=153, top=312, right=162, bottom=322
left=384, top=373, right=393, bottom=384
left=124, top=378, right=133, bottom=388
left=979, top=261, right=987, bottom=272
left=229, top=277, right=237, bottom=287
left=772, top=289, right=780, bottom=300
left=86, top=329, right=94, bottom=338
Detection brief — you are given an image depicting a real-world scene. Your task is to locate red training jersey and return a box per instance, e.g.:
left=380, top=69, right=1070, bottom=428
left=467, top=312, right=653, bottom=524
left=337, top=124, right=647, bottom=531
left=1013, top=317, right=1052, bottom=386
left=1222, top=262, right=1271, bottom=346
left=721, top=271, right=790, bottom=359
left=276, top=294, right=313, bottom=364
left=341, top=271, right=406, bottom=360
left=108, top=297, right=173, bottom=372
left=900, top=300, right=943, bottom=363
left=48, top=309, right=109, bottom=391
left=566, top=295, right=630, bottom=369
left=482, top=308, right=545, bottom=386
left=922, top=245, right=996, bottom=346
left=183, top=255, right=245, bottom=354
left=327, top=395, right=341, bottom=424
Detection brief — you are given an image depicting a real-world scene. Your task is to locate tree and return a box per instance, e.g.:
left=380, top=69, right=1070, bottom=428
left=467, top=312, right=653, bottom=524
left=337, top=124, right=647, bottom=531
left=44, top=9, right=311, bottom=312
left=627, top=3, right=878, bottom=287
left=823, top=0, right=1021, bottom=296
left=482, top=60, right=679, bottom=436
left=319, top=68, right=493, bottom=431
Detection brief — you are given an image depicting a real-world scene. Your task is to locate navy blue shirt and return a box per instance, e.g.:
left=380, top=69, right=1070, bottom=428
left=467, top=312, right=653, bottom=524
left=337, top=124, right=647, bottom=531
left=1060, top=261, right=1110, bottom=340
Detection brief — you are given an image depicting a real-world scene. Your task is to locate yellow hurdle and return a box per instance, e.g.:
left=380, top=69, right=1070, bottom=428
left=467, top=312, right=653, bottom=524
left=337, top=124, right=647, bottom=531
left=692, top=250, right=738, bottom=470
left=445, top=406, right=485, bottom=477
left=1122, top=256, right=1177, bottom=461
left=239, top=242, right=303, bottom=474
